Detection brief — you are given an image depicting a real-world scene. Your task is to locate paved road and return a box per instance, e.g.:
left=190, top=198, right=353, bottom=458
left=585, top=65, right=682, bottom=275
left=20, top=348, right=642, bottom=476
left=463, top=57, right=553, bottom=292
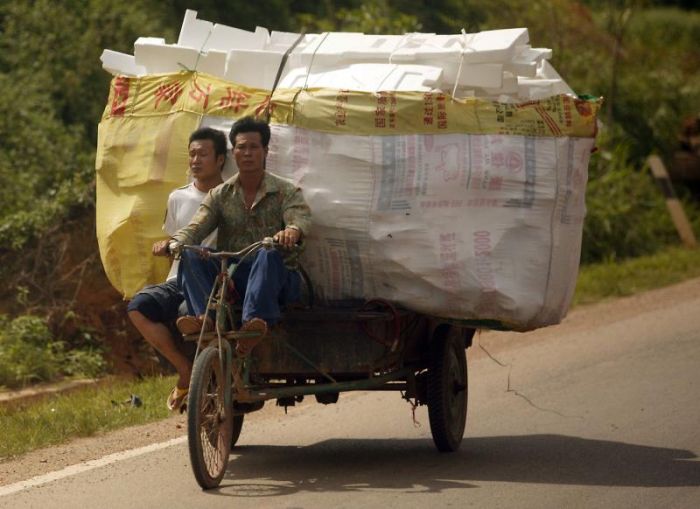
left=3, top=281, right=700, bottom=508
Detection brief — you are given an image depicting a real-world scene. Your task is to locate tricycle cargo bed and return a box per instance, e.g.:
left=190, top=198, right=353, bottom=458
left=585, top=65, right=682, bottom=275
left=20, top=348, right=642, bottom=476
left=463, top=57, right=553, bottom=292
left=250, top=306, right=472, bottom=377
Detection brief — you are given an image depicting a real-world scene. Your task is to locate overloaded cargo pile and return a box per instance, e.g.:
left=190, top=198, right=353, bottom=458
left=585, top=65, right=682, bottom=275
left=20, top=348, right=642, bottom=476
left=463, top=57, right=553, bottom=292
left=97, top=10, right=600, bottom=331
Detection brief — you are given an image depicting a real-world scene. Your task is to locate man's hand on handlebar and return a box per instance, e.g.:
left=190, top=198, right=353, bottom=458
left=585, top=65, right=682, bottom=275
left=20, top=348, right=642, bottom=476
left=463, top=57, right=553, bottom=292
left=273, top=225, right=301, bottom=249
left=167, top=240, right=183, bottom=257
left=152, top=239, right=171, bottom=257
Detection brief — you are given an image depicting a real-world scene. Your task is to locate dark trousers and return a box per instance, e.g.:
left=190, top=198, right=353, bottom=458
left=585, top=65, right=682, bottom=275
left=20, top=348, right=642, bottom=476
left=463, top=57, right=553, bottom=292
left=178, top=248, right=300, bottom=326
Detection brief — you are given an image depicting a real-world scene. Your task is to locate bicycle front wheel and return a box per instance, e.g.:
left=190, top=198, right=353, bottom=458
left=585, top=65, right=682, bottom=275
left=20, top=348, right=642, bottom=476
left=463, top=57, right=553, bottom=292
left=188, top=345, right=233, bottom=489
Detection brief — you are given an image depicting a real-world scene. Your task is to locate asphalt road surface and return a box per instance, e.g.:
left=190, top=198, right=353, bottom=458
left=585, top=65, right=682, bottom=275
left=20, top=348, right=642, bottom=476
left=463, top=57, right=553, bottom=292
left=2, top=279, right=699, bottom=508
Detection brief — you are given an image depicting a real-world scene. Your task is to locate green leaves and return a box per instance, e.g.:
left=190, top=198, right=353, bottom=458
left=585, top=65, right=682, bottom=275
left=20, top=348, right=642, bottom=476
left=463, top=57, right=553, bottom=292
left=0, top=1, right=169, bottom=249
left=581, top=132, right=700, bottom=263
left=0, top=315, right=105, bottom=389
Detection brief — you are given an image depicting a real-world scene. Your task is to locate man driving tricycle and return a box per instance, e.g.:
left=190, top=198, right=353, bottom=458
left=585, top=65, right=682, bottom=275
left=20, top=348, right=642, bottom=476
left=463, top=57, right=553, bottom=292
left=167, top=116, right=311, bottom=408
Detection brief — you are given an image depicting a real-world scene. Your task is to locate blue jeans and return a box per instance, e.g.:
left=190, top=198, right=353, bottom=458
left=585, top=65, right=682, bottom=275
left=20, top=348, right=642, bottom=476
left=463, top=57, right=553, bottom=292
left=178, top=248, right=300, bottom=326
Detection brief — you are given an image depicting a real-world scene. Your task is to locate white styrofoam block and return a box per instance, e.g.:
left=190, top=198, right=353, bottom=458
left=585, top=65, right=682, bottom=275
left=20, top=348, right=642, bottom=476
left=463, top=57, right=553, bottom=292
left=538, top=61, right=574, bottom=95
left=205, top=23, right=267, bottom=52
left=518, top=78, right=560, bottom=99
left=506, top=46, right=552, bottom=77
left=282, top=34, right=327, bottom=68
left=304, top=33, right=468, bottom=65
left=178, top=10, right=269, bottom=52
left=100, top=49, right=146, bottom=77
left=358, top=64, right=442, bottom=91
left=343, top=34, right=407, bottom=59
left=177, top=10, right=212, bottom=48
left=134, top=41, right=201, bottom=74
left=255, top=26, right=270, bottom=44
left=483, top=72, right=518, bottom=95
left=392, top=34, right=464, bottom=62
left=270, top=30, right=302, bottom=47
left=225, top=49, right=285, bottom=89
left=109, top=11, right=572, bottom=101
left=455, top=63, right=504, bottom=88
left=135, top=37, right=166, bottom=46
left=278, top=63, right=442, bottom=92
left=505, top=60, right=538, bottom=78
left=461, top=28, right=529, bottom=64
left=528, top=47, right=553, bottom=60
left=301, top=32, right=405, bottom=65
left=195, top=50, right=227, bottom=77
left=277, top=66, right=329, bottom=89
left=300, top=32, right=358, bottom=54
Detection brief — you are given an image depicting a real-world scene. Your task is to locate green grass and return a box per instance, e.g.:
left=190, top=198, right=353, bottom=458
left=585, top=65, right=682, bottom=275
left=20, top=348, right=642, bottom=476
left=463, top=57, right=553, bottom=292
left=0, top=375, right=176, bottom=460
left=2, top=245, right=700, bottom=460
left=573, top=245, right=700, bottom=306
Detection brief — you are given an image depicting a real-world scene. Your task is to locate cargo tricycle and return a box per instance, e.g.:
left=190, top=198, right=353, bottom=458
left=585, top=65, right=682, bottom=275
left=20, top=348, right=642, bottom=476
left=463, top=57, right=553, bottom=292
left=180, top=240, right=475, bottom=490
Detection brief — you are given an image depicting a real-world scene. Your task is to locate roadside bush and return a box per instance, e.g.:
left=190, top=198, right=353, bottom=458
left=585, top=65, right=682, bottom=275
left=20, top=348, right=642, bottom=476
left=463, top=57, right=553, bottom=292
left=0, top=315, right=105, bottom=389
left=581, top=133, right=699, bottom=264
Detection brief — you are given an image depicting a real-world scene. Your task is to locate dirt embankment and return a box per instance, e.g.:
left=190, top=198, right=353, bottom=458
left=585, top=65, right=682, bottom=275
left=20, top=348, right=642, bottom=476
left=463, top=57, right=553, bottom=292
left=0, top=213, right=160, bottom=377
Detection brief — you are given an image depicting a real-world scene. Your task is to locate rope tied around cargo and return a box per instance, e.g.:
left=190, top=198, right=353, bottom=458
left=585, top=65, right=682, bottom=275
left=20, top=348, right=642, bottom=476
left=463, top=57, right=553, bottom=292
left=176, top=25, right=214, bottom=72
left=451, top=29, right=470, bottom=102
left=261, top=31, right=306, bottom=122
left=388, top=33, right=417, bottom=65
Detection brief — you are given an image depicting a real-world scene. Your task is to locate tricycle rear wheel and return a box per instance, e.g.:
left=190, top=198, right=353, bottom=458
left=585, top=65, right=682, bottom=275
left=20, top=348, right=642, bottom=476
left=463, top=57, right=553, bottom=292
left=188, top=345, right=233, bottom=489
left=427, top=327, right=467, bottom=452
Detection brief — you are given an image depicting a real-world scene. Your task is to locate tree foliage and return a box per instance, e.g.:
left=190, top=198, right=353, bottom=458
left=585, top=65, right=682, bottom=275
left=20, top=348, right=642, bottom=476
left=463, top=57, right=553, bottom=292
left=0, top=0, right=171, bottom=248
left=0, top=314, right=105, bottom=389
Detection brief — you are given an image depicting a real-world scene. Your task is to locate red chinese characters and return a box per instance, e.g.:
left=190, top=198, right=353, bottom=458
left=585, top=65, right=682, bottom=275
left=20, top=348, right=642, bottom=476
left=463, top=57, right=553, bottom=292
left=467, top=198, right=498, bottom=207
left=219, top=87, right=250, bottom=113
left=189, top=81, right=211, bottom=110
left=110, top=77, right=130, bottom=116
left=375, top=94, right=386, bottom=128
left=292, top=131, right=310, bottom=173
left=254, top=95, right=275, bottom=117
left=389, top=93, right=398, bottom=128
left=423, top=92, right=434, bottom=126
left=439, top=232, right=460, bottom=291
left=420, top=200, right=464, bottom=209
left=335, top=90, right=349, bottom=127
left=436, top=93, right=448, bottom=129
left=562, top=96, right=573, bottom=127
left=473, top=230, right=496, bottom=293
left=375, top=92, right=397, bottom=129
left=154, top=81, right=185, bottom=109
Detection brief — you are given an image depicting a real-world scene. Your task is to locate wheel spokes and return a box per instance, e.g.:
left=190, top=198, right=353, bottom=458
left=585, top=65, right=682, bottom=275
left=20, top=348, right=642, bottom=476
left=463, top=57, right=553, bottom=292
left=198, top=364, right=229, bottom=476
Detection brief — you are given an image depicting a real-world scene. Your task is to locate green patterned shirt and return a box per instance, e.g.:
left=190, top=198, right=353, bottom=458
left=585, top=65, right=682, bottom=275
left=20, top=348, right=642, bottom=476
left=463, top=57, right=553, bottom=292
left=171, top=172, right=311, bottom=268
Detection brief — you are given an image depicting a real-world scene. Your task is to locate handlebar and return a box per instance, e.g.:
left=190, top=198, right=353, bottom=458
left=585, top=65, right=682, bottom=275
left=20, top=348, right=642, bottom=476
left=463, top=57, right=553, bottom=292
left=180, top=237, right=277, bottom=259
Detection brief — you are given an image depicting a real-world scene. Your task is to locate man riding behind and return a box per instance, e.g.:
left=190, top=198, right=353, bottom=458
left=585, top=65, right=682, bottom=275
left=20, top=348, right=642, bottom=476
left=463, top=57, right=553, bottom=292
left=127, top=127, right=225, bottom=411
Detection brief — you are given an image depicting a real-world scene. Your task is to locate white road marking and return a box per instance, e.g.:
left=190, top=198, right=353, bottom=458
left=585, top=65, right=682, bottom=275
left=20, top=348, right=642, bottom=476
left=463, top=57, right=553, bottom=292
left=0, top=435, right=186, bottom=497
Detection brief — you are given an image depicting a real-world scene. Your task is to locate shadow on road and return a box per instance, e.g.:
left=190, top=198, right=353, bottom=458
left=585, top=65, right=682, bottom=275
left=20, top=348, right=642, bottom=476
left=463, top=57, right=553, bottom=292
left=210, top=434, right=699, bottom=497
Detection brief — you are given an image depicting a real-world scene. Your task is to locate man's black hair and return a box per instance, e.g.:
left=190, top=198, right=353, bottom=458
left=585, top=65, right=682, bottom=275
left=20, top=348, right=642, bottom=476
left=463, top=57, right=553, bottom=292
left=189, top=127, right=228, bottom=164
left=229, top=116, right=271, bottom=148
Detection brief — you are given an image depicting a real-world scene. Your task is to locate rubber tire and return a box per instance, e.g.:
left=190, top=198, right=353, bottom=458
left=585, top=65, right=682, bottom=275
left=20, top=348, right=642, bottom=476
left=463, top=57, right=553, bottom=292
left=231, top=414, right=244, bottom=448
left=188, top=345, right=233, bottom=489
left=427, top=327, right=468, bottom=452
